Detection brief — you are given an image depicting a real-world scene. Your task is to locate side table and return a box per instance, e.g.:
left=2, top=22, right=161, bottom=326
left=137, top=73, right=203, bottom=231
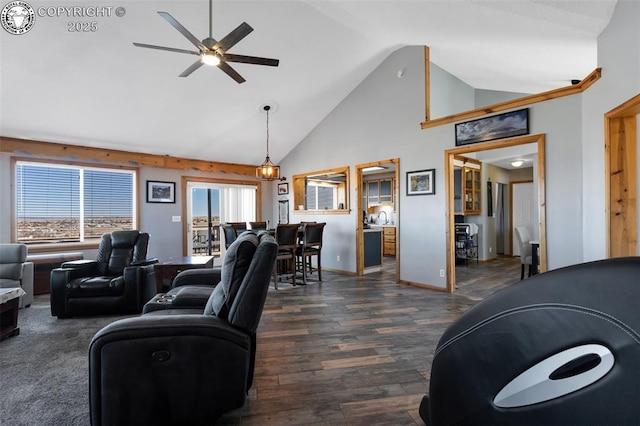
left=154, top=256, right=215, bottom=292
left=0, top=287, right=26, bottom=341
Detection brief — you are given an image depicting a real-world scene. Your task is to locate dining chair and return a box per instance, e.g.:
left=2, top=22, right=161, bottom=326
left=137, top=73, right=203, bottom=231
left=226, top=222, right=248, bottom=234
left=272, top=224, right=299, bottom=289
left=249, top=221, right=268, bottom=230
left=221, top=224, right=238, bottom=250
left=514, top=226, right=533, bottom=280
left=296, top=222, right=326, bottom=284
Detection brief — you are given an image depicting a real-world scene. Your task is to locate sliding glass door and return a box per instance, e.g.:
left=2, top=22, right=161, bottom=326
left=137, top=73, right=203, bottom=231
left=186, top=181, right=257, bottom=259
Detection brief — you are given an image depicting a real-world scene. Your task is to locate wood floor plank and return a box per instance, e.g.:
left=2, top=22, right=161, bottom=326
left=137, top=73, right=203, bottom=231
left=338, top=317, right=394, bottom=327
left=260, top=328, right=309, bottom=338
left=218, top=256, right=520, bottom=424
left=340, top=393, right=424, bottom=418
left=321, top=354, right=396, bottom=369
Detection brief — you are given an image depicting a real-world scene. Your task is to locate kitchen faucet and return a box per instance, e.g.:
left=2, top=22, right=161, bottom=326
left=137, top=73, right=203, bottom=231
left=378, top=211, right=388, bottom=224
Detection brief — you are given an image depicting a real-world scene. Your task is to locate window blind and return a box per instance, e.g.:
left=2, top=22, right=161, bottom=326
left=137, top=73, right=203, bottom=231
left=15, top=162, right=135, bottom=244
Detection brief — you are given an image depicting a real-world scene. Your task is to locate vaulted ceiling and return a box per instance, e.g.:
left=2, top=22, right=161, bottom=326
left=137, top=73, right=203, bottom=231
left=0, top=1, right=617, bottom=166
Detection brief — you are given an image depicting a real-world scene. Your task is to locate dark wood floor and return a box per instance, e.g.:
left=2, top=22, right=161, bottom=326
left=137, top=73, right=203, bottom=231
left=220, top=256, right=520, bottom=424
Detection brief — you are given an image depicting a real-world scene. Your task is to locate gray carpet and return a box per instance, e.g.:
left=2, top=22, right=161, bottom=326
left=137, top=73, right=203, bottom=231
left=0, top=296, right=134, bottom=425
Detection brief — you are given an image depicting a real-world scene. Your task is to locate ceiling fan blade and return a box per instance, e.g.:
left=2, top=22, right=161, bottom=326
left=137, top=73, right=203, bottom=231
left=157, top=11, right=206, bottom=51
left=224, top=53, right=279, bottom=67
left=133, top=42, right=199, bottom=56
left=179, top=60, right=204, bottom=77
left=213, top=22, right=253, bottom=53
left=217, top=60, right=246, bottom=84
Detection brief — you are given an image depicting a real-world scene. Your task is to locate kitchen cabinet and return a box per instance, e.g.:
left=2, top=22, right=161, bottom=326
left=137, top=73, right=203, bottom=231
left=383, top=227, right=396, bottom=256
left=367, top=181, right=379, bottom=204
left=379, top=179, right=393, bottom=204
left=464, top=168, right=481, bottom=215
left=454, top=163, right=482, bottom=215
left=364, top=178, right=394, bottom=207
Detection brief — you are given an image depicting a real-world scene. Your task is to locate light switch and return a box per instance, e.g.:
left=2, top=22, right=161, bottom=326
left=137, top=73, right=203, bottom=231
left=172, top=216, right=181, bottom=222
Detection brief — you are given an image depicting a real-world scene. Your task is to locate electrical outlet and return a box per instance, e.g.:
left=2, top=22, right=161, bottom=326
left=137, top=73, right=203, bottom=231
left=336, top=255, right=340, bottom=262
left=172, top=216, right=181, bottom=222
left=439, top=269, right=445, bottom=277
left=489, top=246, right=492, bottom=253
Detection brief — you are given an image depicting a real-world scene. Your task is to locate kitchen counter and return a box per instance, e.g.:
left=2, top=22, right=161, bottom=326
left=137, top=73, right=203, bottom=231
left=364, top=227, right=383, bottom=233
left=363, top=228, right=383, bottom=270
left=369, top=224, right=396, bottom=228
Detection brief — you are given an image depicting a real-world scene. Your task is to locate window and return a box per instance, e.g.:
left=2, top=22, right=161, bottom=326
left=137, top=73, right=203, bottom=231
left=292, top=166, right=350, bottom=213
left=306, top=182, right=337, bottom=210
left=15, top=161, right=136, bottom=244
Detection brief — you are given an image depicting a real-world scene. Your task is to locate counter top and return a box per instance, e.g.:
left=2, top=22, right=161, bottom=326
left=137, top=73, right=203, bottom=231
left=369, top=224, right=396, bottom=228
left=364, top=227, right=383, bottom=233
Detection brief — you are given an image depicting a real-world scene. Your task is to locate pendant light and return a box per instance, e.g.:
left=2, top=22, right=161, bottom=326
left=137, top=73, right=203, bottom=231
left=256, top=104, right=281, bottom=180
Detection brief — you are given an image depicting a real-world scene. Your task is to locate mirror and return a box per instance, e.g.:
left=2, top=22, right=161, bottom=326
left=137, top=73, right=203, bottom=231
left=292, top=166, right=350, bottom=213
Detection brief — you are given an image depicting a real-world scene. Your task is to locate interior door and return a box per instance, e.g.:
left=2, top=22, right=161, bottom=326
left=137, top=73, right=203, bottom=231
left=511, top=181, right=534, bottom=256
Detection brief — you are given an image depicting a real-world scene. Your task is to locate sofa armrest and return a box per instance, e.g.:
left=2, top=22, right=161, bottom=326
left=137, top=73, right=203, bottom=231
left=20, top=262, right=34, bottom=308
left=172, top=268, right=221, bottom=288
left=143, top=285, right=215, bottom=313
left=60, top=259, right=98, bottom=270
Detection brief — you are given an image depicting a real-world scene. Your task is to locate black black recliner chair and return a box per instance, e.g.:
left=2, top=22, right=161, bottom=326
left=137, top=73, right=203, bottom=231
left=50, top=230, right=158, bottom=318
left=420, top=256, right=640, bottom=425
left=88, top=231, right=278, bottom=425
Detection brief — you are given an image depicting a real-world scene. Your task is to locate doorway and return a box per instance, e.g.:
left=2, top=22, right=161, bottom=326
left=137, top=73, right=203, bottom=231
left=605, top=94, right=639, bottom=257
left=355, top=158, right=400, bottom=279
left=445, top=134, right=547, bottom=293
left=511, top=181, right=534, bottom=257
left=181, top=176, right=261, bottom=261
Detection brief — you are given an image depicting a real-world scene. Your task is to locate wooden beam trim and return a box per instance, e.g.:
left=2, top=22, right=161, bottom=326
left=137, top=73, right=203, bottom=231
left=424, top=46, right=430, bottom=122
left=421, top=68, right=602, bottom=129
left=605, top=93, right=640, bottom=118
left=0, top=137, right=258, bottom=177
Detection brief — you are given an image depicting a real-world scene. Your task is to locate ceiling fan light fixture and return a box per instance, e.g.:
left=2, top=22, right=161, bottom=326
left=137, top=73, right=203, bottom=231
left=201, top=51, right=220, bottom=66
left=256, top=105, right=281, bottom=181
left=511, top=160, right=524, bottom=168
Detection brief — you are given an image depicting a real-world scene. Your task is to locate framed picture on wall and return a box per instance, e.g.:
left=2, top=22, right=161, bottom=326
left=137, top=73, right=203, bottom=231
left=146, top=180, right=175, bottom=203
left=278, top=199, right=289, bottom=224
left=407, top=169, right=435, bottom=196
left=455, top=108, right=529, bottom=146
left=278, top=182, right=289, bottom=195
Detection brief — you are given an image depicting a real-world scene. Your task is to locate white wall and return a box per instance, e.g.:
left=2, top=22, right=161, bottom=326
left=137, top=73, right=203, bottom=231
left=582, top=0, right=640, bottom=260
left=3, top=1, right=638, bottom=284
left=278, top=44, right=589, bottom=289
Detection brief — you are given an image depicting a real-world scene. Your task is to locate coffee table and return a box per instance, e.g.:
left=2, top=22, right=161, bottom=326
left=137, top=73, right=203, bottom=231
left=0, top=287, right=26, bottom=341
left=154, top=256, right=215, bottom=292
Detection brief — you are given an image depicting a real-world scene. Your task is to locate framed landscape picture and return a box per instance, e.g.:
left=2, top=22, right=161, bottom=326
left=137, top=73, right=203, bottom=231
left=455, top=108, right=529, bottom=146
left=407, top=169, right=435, bottom=196
left=146, top=180, right=175, bottom=203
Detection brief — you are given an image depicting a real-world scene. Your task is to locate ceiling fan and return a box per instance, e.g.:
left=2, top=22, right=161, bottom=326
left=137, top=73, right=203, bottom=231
left=133, top=0, right=279, bottom=83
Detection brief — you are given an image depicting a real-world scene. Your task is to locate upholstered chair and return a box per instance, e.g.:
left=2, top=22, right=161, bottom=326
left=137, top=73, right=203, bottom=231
left=514, top=226, right=533, bottom=279
left=249, top=221, right=268, bottom=230
left=0, top=243, right=34, bottom=308
left=89, top=231, right=277, bottom=425
left=273, top=223, right=299, bottom=289
left=296, top=222, right=326, bottom=284
left=420, top=257, right=640, bottom=425
left=50, top=230, right=157, bottom=318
